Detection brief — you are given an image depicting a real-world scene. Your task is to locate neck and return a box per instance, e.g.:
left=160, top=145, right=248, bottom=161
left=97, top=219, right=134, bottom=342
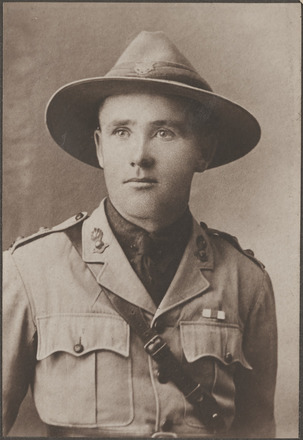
left=107, top=198, right=189, bottom=233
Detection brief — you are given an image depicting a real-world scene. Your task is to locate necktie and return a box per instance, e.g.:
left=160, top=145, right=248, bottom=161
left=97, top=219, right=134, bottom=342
left=132, top=233, right=158, bottom=285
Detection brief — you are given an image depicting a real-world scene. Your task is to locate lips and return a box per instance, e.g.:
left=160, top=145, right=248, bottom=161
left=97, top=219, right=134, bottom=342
left=124, top=177, right=158, bottom=184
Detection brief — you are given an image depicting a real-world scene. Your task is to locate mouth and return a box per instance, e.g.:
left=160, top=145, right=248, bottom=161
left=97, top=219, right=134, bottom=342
left=124, top=177, right=158, bottom=189
left=124, top=177, right=158, bottom=184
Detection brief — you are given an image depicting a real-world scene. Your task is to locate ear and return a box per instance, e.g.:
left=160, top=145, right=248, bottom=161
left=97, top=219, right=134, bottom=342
left=94, top=129, right=104, bottom=169
left=195, top=156, right=208, bottom=173
left=195, top=133, right=218, bottom=173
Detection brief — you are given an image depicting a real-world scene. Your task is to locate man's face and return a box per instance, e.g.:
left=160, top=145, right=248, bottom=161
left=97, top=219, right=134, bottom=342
left=95, top=93, right=209, bottom=227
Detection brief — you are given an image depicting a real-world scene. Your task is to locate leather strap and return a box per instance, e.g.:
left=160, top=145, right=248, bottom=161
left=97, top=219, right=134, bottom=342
left=66, top=223, right=225, bottom=432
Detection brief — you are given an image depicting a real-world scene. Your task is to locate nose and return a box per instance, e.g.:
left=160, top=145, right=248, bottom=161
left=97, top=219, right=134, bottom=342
left=130, top=137, right=155, bottom=169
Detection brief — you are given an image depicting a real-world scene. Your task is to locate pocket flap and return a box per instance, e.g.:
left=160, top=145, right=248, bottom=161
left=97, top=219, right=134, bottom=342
left=180, top=321, right=252, bottom=369
left=36, top=313, right=129, bottom=360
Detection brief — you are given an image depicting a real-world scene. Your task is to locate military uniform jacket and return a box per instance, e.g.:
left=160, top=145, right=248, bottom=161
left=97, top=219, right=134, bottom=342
left=3, top=200, right=277, bottom=437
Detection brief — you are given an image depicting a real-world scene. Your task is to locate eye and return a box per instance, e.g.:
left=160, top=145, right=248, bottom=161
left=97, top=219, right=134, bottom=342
left=113, top=128, right=130, bottom=138
left=155, top=129, right=175, bottom=141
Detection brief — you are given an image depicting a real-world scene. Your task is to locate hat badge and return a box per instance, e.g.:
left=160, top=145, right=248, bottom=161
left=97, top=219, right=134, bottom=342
left=91, top=228, right=109, bottom=253
left=134, top=62, right=155, bottom=76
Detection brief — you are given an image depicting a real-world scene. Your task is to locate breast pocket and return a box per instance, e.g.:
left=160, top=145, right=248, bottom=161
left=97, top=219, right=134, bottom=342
left=180, top=320, right=252, bottom=428
left=35, top=313, right=133, bottom=428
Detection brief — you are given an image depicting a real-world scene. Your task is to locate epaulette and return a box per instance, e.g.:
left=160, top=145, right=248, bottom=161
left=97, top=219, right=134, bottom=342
left=9, top=212, right=88, bottom=254
left=200, top=222, right=265, bottom=270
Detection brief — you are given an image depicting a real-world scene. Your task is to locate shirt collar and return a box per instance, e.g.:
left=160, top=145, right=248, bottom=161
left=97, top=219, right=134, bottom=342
left=104, top=197, right=193, bottom=260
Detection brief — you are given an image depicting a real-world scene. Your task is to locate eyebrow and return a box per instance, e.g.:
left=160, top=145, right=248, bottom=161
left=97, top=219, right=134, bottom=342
left=102, top=120, right=134, bottom=134
left=106, top=119, right=134, bottom=127
left=151, top=120, right=188, bottom=135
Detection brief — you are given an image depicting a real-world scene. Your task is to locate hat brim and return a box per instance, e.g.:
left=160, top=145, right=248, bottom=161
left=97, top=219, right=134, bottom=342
left=45, top=77, right=261, bottom=169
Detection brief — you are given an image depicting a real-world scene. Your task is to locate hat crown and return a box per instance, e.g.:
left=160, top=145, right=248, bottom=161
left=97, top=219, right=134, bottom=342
left=113, top=31, right=195, bottom=70
left=106, top=31, right=212, bottom=91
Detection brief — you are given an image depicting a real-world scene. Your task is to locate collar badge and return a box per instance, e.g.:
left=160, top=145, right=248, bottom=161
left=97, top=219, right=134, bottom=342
left=134, top=62, right=155, bottom=75
left=91, top=228, right=109, bottom=254
left=195, top=235, right=208, bottom=262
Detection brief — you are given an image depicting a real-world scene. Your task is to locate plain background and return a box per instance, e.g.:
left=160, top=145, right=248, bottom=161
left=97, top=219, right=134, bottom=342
left=3, top=2, right=300, bottom=437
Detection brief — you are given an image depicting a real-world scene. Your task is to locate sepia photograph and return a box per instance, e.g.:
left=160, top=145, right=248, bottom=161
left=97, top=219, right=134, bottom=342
left=2, top=2, right=300, bottom=438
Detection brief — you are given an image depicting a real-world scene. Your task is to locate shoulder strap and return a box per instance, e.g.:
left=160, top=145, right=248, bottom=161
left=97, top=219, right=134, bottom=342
left=10, top=212, right=88, bottom=253
left=200, top=223, right=265, bottom=269
left=65, top=223, right=225, bottom=433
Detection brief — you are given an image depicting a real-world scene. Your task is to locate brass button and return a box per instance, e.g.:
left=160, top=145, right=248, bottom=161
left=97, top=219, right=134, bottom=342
left=161, top=419, right=173, bottom=432
left=74, top=343, right=84, bottom=353
left=225, top=352, right=233, bottom=363
left=157, top=368, right=169, bottom=384
left=75, top=213, right=83, bottom=221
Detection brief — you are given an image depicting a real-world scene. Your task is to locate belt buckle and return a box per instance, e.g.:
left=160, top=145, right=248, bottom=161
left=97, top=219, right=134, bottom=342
left=144, top=335, right=167, bottom=357
left=152, top=432, right=177, bottom=438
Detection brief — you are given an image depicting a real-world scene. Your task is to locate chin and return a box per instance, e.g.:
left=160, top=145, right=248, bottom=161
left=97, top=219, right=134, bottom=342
left=128, top=199, right=188, bottom=227
left=127, top=199, right=160, bottom=219
left=114, top=193, right=163, bottom=219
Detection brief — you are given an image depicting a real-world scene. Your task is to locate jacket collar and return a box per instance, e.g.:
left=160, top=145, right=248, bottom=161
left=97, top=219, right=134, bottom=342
left=82, top=199, right=156, bottom=314
left=152, top=219, right=214, bottom=320
left=82, top=199, right=214, bottom=316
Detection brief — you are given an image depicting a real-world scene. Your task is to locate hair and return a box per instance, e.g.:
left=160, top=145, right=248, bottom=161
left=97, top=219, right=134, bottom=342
left=180, top=97, right=218, bottom=164
left=182, top=97, right=218, bottom=135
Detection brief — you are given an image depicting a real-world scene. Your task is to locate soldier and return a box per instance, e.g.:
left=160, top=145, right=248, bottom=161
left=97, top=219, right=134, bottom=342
left=3, top=31, right=277, bottom=437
